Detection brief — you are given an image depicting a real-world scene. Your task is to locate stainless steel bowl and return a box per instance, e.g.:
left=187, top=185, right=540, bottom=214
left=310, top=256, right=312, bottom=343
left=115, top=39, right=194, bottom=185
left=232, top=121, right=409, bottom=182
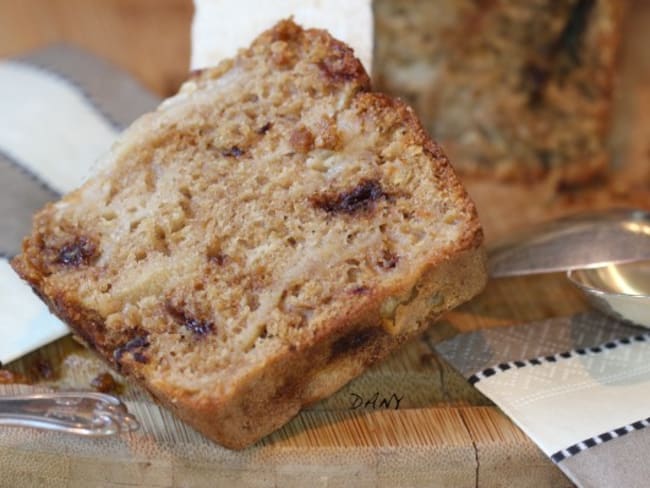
left=568, top=260, right=650, bottom=328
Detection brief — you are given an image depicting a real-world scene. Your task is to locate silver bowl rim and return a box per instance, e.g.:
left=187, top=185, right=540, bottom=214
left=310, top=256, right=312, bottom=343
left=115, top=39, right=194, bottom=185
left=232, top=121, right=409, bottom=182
left=567, top=264, right=650, bottom=300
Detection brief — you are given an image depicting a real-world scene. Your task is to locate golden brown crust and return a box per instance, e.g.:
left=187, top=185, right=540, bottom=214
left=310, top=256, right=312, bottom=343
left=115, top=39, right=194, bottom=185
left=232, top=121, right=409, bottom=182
left=12, top=19, right=486, bottom=449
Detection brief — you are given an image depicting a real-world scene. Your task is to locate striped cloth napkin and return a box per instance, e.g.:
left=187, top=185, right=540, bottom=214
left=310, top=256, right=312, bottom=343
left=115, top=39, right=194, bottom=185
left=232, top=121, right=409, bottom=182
left=0, top=45, right=159, bottom=365
left=436, top=311, right=650, bottom=487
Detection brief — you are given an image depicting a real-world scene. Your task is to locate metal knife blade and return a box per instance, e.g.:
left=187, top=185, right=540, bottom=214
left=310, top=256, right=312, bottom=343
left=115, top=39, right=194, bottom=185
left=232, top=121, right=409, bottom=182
left=487, top=209, right=650, bottom=278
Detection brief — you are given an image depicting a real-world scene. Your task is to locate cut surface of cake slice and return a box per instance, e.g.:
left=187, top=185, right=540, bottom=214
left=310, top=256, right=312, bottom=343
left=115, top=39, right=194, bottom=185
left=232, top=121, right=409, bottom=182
left=12, top=19, right=486, bottom=449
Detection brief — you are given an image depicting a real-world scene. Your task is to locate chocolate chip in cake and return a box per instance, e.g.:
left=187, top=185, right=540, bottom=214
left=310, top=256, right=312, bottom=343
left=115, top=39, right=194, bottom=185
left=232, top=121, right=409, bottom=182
left=56, top=237, right=97, bottom=266
left=183, top=317, right=214, bottom=336
left=208, top=252, right=228, bottom=266
left=166, top=303, right=215, bottom=337
left=132, top=352, right=150, bottom=364
left=222, top=146, right=244, bottom=158
left=312, top=179, right=386, bottom=215
left=114, top=335, right=150, bottom=366
left=350, top=286, right=370, bottom=295
left=257, top=122, right=272, bottom=135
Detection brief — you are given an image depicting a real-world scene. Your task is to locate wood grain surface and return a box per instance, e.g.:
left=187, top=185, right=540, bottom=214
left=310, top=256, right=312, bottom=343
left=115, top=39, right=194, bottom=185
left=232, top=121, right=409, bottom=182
left=0, top=1, right=649, bottom=487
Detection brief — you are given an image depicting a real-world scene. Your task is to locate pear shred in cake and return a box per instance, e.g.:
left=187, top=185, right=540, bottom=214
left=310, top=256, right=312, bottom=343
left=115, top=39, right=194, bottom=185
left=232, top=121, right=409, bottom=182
left=12, top=20, right=486, bottom=449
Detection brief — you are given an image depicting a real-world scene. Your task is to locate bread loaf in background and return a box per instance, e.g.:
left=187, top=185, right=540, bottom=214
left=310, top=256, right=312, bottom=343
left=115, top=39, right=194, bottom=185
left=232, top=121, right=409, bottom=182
left=374, top=0, right=626, bottom=184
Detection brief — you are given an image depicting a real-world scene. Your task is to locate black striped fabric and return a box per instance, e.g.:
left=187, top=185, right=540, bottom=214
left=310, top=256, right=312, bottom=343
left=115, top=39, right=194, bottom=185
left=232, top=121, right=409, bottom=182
left=468, top=334, right=650, bottom=385
left=551, top=418, right=650, bottom=463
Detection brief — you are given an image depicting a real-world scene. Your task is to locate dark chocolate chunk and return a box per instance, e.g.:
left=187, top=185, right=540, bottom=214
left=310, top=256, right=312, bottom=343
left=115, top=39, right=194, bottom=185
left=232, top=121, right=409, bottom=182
left=114, top=335, right=150, bottom=365
left=132, top=352, right=149, bottom=364
left=351, top=286, right=370, bottom=295
left=166, top=303, right=214, bottom=337
left=56, top=237, right=97, bottom=266
left=312, top=179, right=386, bottom=215
left=208, top=252, right=227, bottom=266
left=222, top=146, right=244, bottom=158
left=257, top=122, right=272, bottom=135
left=183, top=317, right=214, bottom=336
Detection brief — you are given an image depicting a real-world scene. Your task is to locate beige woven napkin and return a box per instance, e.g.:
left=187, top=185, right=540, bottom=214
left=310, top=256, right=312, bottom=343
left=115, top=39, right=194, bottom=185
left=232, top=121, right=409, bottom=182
left=437, top=311, right=650, bottom=488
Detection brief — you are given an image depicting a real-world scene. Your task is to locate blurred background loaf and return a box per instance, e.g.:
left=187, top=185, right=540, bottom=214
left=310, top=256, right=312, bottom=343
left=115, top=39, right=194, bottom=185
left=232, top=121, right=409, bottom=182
left=374, top=0, right=626, bottom=184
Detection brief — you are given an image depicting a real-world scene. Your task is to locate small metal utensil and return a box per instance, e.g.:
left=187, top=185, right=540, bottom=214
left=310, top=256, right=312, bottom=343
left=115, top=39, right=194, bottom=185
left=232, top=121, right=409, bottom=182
left=488, top=208, right=650, bottom=278
left=568, top=260, right=650, bottom=328
left=488, top=208, right=650, bottom=326
left=0, top=391, right=139, bottom=436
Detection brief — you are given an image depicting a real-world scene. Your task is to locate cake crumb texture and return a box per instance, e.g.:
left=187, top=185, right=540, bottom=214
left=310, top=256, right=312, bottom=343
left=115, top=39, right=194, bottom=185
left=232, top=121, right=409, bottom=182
left=12, top=19, right=486, bottom=449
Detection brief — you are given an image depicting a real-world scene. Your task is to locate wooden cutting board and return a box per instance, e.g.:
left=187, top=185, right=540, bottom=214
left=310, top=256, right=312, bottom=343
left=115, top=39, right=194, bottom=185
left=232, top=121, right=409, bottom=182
left=1, top=272, right=585, bottom=488
left=0, top=1, right=648, bottom=486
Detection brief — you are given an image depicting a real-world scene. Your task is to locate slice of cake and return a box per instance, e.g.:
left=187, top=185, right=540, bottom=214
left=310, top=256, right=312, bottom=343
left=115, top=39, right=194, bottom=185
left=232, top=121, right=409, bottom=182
left=12, top=20, right=486, bottom=449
